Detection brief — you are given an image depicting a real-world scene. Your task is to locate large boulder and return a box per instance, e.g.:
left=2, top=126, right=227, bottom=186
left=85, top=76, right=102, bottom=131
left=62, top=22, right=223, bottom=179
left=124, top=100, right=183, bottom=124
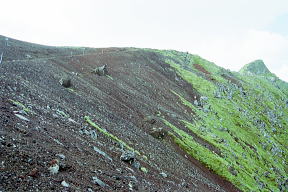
left=92, top=64, right=108, bottom=76
left=120, top=151, right=135, bottom=163
left=150, top=127, right=167, bottom=139
left=59, top=78, right=72, bottom=88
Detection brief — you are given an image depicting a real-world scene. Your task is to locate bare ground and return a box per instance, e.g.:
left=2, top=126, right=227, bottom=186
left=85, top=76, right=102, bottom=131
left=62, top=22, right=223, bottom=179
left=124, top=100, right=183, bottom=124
left=0, top=36, right=240, bottom=192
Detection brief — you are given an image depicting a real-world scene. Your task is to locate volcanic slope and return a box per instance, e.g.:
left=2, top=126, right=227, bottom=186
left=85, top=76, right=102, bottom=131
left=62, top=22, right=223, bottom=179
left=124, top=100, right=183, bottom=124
left=0, top=35, right=287, bottom=192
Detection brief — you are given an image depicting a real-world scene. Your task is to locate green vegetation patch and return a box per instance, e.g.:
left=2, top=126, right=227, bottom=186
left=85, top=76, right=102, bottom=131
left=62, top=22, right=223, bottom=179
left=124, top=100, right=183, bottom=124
left=168, top=59, right=216, bottom=96
left=140, top=167, right=148, bottom=173
left=84, top=116, right=141, bottom=156
left=170, top=88, right=286, bottom=191
left=9, top=99, right=31, bottom=113
left=163, top=118, right=259, bottom=191
left=67, top=88, right=76, bottom=92
left=150, top=49, right=288, bottom=191
left=106, top=75, right=114, bottom=80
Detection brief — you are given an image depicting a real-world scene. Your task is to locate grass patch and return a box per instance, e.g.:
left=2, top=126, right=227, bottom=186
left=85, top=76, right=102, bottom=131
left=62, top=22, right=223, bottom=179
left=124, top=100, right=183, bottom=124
left=171, top=89, right=286, bottom=191
left=167, top=59, right=216, bottom=96
left=67, top=88, right=76, bottom=92
left=140, top=167, right=148, bottom=173
left=151, top=49, right=288, bottom=191
left=106, top=75, right=114, bottom=80
left=56, top=109, right=69, bottom=118
left=9, top=99, right=31, bottom=113
left=84, top=116, right=141, bottom=156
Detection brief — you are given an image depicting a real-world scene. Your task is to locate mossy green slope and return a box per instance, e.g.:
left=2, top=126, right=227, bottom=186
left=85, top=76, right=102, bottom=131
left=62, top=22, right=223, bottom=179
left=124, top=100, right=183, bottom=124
left=239, top=60, right=272, bottom=75
left=152, top=50, right=288, bottom=191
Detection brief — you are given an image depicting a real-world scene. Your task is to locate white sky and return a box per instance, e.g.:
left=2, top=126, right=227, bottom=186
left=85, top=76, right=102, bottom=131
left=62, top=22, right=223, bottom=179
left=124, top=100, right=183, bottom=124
left=1, top=0, right=287, bottom=81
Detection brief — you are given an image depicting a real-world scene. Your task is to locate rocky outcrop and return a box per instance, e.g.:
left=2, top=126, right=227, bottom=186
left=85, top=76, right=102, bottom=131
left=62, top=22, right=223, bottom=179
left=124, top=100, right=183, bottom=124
left=239, top=60, right=272, bottom=75
left=92, top=65, right=108, bottom=76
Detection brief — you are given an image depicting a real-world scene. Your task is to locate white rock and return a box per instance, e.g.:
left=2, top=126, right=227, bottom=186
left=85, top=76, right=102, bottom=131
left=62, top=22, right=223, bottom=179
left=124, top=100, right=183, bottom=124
left=56, top=154, right=66, bottom=160
left=92, top=176, right=107, bottom=187
left=160, top=172, right=168, bottom=178
left=15, top=114, right=30, bottom=121
left=68, top=118, right=77, bottom=124
left=200, top=96, right=208, bottom=101
left=48, top=164, right=59, bottom=175
left=61, top=180, right=70, bottom=187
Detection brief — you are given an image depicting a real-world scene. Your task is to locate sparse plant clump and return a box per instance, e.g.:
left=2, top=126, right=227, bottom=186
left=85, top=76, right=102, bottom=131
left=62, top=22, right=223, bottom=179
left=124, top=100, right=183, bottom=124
left=9, top=99, right=31, bottom=114
left=84, top=116, right=141, bottom=156
left=140, top=167, right=148, bottom=173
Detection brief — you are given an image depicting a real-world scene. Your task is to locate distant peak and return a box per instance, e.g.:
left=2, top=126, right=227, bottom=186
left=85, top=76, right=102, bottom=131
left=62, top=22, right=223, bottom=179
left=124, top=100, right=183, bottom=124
left=239, top=60, right=272, bottom=75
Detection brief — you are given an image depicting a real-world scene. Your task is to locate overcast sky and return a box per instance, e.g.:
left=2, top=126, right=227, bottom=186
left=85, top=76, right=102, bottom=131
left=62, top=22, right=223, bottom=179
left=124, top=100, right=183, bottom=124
left=1, top=0, right=287, bottom=81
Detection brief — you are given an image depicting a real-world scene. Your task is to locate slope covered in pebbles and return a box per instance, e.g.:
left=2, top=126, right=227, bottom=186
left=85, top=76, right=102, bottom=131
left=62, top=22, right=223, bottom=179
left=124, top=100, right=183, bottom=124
left=0, top=35, right=287, bottom=191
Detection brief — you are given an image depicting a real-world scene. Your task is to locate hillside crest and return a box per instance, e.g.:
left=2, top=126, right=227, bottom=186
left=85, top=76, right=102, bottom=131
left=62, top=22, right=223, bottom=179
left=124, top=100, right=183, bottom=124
left=239, top=59, right=272, bottom=75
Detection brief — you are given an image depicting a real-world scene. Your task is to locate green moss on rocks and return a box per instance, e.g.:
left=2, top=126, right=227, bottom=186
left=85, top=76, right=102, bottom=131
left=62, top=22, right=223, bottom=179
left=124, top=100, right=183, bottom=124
left=151, top=50, right=288, bottom=192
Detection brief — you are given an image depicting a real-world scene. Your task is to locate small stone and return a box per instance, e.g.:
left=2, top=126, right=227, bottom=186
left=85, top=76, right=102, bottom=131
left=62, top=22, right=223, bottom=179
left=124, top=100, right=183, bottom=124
left=150, top=127, right=167, bottom=139
left=53, top=139, right=64, bottom=146
left=229, top=166, right=238, bottom=176
left=93, top=146, right=112, bottom=161
left=120, top=151, right=135, bottom=163
left=113, top=176, right=121, bottom=180
left=48, top=164, right=59, bottom=175
left=264, top=171, right=270, bottom=178
left=203, top=105, right=210, bottom=113
left=17, top=110, right=28, bottom=115
left=14, top=114, right=30, bottom=121
left=128, top=182, right=133, bottom=190
left=128, top=181, right=138, bottom=191
left=87, top=188, right=94, bottom=192
left=89, top=130, right=97, bottom=140
left=68, top=118, right=77, bottom=124
left=56, top=154, right=66, bottom=160
left=92, top=176, right=107, bottom=187
left=48, top=159, right=59, bottom=175
left=27, top=168, right=38, bottom=178
left=126, top=167, right=135, bottom=173
left=59, top=161, right=71, bottom=171
left=131, top=161, right=141, bottom=169
left=61, top=180, right=69, bottom=187
left=25, top=54, right=32, bottom=59
left=219, top=127, right=228, bottom=132
left=160, top=172, right=168, bottom=178
left=126, top=175, right=137, bottom=182
left=200, top=96, right=208, bottom=101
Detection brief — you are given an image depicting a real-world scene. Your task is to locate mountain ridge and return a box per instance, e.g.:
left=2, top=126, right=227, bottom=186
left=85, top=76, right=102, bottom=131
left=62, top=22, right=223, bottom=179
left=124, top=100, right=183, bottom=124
left=239, top=59, right=272, bottom=75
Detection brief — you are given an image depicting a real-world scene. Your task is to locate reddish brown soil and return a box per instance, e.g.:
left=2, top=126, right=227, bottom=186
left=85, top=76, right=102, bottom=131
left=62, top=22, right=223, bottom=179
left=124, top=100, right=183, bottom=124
left=0, top=36, right=240, bottom=192
left=193, top=63, right=218, bottom=82
left=193, top=64, right=211, bottom=75
left=221, top=73, right=242, bottom=87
